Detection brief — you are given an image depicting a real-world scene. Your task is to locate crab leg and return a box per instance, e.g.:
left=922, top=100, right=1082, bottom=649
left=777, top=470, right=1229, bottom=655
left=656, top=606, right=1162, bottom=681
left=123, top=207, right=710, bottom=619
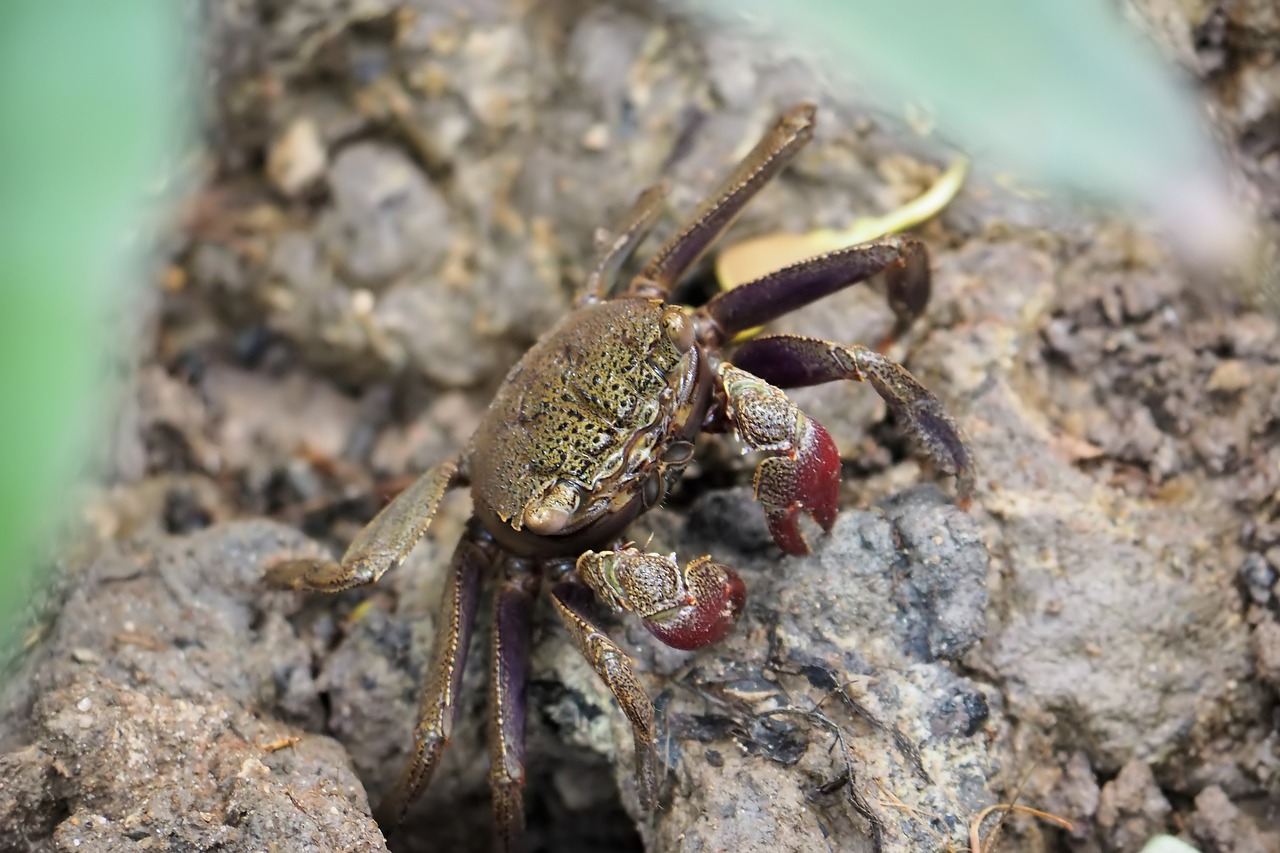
left=695, top=236, right=930, bottom=348
left=488, top=559, right=539, bottom=851
left=264, top=455, right=465, bottom=592
left=377, top=519, right=495, bottom=825
left=550, top=580, right=659, bottom=810
left=730, top=335, right=974, bottom=502
left=577, top=181, right=670, bottom=305
left=629, top=103, right=817, bottom=297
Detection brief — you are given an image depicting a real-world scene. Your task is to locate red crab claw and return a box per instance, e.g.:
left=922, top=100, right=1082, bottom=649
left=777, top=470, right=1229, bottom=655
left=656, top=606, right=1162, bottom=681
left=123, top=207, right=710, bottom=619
left=754, top=415, right=840, bottom=556
left=577, top=550, right=748, bottom=651
left=643, top=556, right=748, bottom=651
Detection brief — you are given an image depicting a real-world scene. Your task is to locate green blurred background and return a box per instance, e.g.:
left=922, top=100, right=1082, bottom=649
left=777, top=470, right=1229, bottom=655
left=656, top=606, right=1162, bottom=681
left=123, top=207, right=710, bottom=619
left=0, top=2, right=189, bottom=638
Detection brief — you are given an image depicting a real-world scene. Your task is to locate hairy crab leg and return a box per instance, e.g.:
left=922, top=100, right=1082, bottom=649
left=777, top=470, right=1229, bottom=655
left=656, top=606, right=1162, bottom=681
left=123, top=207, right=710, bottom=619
left=694, top=236, right=930, bottom=349
left=488, top=559, right=539, bottom=851
left=264, top=455, right=465, bottom=592
left=576, top=181, right=670, bottom=306
left=729, top=335, right=975, bottom=503
left=377, top=519, right=496, bottom=825
left=628, top=103, right=817, bottom=297
left=550, top=580, right=659, bottom=810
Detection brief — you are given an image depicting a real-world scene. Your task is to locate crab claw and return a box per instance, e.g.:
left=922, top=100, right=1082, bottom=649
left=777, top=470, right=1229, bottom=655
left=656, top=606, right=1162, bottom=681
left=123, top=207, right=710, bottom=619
left=577, top=549, right=747, bottom=651
left=643, top=557, right=747, bottom=650
left=753, top=414, right=840, bottom=556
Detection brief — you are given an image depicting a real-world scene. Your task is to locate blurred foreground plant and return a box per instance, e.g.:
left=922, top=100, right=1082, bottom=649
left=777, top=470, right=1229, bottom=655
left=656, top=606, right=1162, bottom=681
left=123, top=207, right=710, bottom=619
left=686, top=0, right=1256, bottom=280
left=0, top=2, right=188, bottom=642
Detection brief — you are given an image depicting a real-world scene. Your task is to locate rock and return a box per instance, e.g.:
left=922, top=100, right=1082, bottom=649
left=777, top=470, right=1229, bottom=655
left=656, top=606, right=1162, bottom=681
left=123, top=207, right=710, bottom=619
left=1185, top=785, right=1280, bottom=853
left=267, top=117, right=328, bottom=197
left=0, top=522, right=386, bottom=852
left=1205, top=359, right=1252, bottom=395
left=911, top=239, right=1266, bottom=782
left=620, top=486, right=997, bottom=853
left=1036, top=751, right=1101, bottom=843
left=1251, top=616, right=1280, bottom=692
left=1237, top=553, right=1276, bottom=606
left=322, top=142, right=454, bottom=287
left=1096, top=760, right=1172, bottom=852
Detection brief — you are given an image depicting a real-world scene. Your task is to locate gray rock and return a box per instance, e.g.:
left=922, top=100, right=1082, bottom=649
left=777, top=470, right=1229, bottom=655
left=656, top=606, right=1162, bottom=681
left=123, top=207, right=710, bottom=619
left=1185, top=785, right=1280, bottom=853
left=911, top=239, right=1267, bottom=781
left=1096, top=760, right=1172, bottom=852
left=619, top=486, right=996, bottom=853
left=0, top=522, right=386, bottom=852
left=322, top=142, right=453, bottom=287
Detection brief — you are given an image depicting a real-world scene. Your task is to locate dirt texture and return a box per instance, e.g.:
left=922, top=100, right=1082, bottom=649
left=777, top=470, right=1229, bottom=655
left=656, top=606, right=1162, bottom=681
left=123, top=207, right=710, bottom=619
left=2, top=0, right=1280, bottom=852
left=0, top=523, right=385, bottom=852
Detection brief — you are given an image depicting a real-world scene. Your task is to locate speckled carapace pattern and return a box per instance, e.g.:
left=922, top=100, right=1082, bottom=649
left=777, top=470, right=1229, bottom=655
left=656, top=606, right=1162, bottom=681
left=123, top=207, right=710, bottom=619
left=471, top=297, right=693, bottom=533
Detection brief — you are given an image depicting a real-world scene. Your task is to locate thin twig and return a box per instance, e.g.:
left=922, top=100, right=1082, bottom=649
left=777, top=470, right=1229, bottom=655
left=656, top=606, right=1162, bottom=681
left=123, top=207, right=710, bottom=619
left=758, top=706, right=886, bottom=851
left=968, top=804, right=1074, bottom=852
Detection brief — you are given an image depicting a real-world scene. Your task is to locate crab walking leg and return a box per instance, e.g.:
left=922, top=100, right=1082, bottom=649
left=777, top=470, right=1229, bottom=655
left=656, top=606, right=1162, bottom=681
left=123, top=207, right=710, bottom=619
left=730, top=335, right=975, bottom=502
left=714, top=364, right=842, bottom=556
left=577, top=181, right=671, bottom=305
left=265, top=456, right=465, bottom=592
left=488, top=560, right=539, bottom=851
left=377, top=520, right=494, bottom=824
left=695, top=236, right=930, bottom=348
left=551, top=581, right=659, bottom=810
left=629, top=103, right=817, bottom=297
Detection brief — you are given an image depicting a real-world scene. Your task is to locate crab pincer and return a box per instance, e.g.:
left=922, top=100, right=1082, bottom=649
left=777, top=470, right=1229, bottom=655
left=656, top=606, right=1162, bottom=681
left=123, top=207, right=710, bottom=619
left=577, top=548, right=748, bottom=649
left=753, top=414, right=841, bottom=556
left=717, top=363, right=841, bottom=555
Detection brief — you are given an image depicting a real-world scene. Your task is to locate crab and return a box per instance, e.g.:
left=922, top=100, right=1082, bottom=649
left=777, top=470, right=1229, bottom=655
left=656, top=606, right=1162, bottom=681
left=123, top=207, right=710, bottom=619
left=265, top=103, right=974, bottom=848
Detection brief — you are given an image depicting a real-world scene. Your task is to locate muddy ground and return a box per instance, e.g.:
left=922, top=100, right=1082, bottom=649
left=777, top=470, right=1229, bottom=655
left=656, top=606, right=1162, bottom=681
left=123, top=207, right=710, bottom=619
left=2, top=1, right=1279, bottom=851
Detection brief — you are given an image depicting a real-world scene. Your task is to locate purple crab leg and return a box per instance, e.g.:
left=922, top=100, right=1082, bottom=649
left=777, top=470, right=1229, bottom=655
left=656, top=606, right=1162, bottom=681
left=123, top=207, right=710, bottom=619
left=628, top=103, right=817, bottom=297
left=377, top=519, right=495, bottom=825
left=488, top=559, right=539, bottom=851
left=694, top=236, right=930, bottom=348
left=550, top=580, right=659, bottom=810
left=729, top=334, right=974, bottom=502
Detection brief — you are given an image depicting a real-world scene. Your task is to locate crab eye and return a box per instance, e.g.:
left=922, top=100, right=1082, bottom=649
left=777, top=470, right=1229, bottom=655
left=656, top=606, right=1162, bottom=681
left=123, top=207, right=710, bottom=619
left=643, top=557, right=746, bottom=650
left=660, top=305, right=695, bottom=352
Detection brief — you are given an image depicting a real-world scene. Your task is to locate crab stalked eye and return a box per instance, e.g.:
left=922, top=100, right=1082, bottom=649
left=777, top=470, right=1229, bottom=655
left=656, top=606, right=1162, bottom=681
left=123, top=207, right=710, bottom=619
left=643, top=557, right=746, bottom=650
left=660, top=305, right=696, bottom=352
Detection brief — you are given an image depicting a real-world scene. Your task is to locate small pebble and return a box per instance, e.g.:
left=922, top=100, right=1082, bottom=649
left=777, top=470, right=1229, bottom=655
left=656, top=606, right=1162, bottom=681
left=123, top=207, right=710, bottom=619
left=1205, top=359, right=1250, bottom=394
left=1238, top=553, right=1276, bottom=605
left=267, top=117, right=327, bottom=197
left=581, top=122, right=609, bottom=151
